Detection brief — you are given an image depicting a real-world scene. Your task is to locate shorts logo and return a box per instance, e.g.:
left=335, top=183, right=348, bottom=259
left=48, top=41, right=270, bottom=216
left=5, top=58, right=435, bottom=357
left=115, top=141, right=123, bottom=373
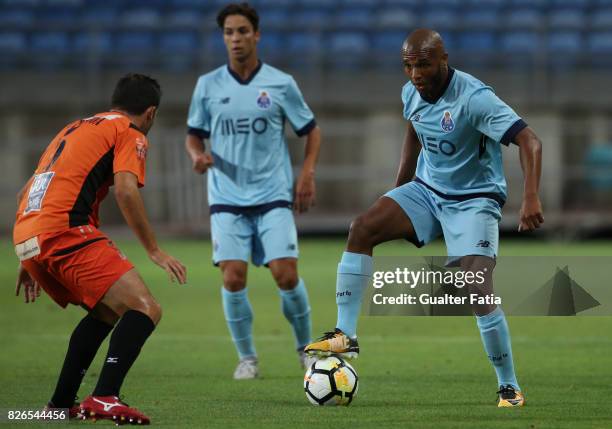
left=287, top=243, right=296, bottom=251
left=256, top=90, right=272, bottom=109
left=411, top=113, right=421, bottom=122
left=440, top=111, right=455, bottom=133
left=476, top=240, right=490, bottom=248
left=221, top=97, right=230, bottom=104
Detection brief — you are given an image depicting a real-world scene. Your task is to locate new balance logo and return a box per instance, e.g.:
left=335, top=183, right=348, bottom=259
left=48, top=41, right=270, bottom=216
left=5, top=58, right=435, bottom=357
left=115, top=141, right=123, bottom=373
left=476, top=240, right=491, bottom=248
left=93, top=398, right=121, bottom=412
left=221, top=97, right=230, bottom=104
left=106, top=357, right=118, bottom=363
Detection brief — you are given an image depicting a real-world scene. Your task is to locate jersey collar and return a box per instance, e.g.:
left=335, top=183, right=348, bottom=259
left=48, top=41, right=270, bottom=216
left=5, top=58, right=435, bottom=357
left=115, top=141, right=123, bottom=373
left=420, top=66, right=455, bottom=104
left=227, top=60, right=263, bottom=85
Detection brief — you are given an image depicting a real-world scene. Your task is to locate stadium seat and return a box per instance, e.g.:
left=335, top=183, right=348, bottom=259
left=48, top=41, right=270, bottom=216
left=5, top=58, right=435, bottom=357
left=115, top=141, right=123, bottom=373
left=499, top=32, right=540, bottom=67
left=286, top=32, right=324, bottom=67
left=335, top=8, right=374, bottom=29
left=547, top=31, right=582, bottom=69
left=113, top=32, right=156, bottom=69
left=327, top=31, right=369, bottom=68
left=588, top=32, right=612, bottom=68
left=457, top=31, right=496, bottom=67
left=461, top=9, right=501, bottom=30
left=29, top=31, right=70, bottom=69
left=0, top=8, right=35, bottom=28
left=375, top=9, right=417, bottom=30
left=71, top=31, right=112, bottom=69
left=548, top=9, right=586, bottom=30
left=258, top=31, right=284, bottom=63
left=421, top=10, right=459, bottom=31
left=0, top=31, right=26, bottom=69
left=79, top=8, right=118, bottom=27
left=36, top=7, right=79, bottom=27
left=258, top=7, right=289, bottom=29
left=382, top=0, right=422, bottom=7
left=505, top=9, right=544, bottom=31
left=160, top=31, right=199, bottom=71
left=166, top=9, right=203, bottom=28
left=338, top=0, right=379, bottom=6
left=591, top=9, right=612, bottom=30
left=372, top=31, right=407, bottom=67
left=466, top=0, right=505, bottom=6
left=550, top=0, right=590, bottom=7
left=119, top=9, right=162, bottom=28
left=203, top=30, right=226, bottom=61
left=294, top=9, right=333, bottom=30
left=296, top=0, right=335, bottom=7
left=509, top=0, right=547, bottom=6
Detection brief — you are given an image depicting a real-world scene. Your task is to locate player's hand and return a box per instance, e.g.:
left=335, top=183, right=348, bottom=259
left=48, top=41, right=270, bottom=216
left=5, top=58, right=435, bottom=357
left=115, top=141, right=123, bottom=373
left=15, top=264, right=40, bottom=303
left=294, top=171, right=316, bottom=213
left=148, top=249, right=187, bottom=285
left=518, top=194, right=544, bottom=232
left=192, top=152, right=214, bottom=174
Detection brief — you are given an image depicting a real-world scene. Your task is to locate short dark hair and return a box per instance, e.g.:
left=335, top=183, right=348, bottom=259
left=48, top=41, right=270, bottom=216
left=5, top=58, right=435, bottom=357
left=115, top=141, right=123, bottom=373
left=217, top=3, right=259, bottom=32
left=111, top=73, right=162, bottom=115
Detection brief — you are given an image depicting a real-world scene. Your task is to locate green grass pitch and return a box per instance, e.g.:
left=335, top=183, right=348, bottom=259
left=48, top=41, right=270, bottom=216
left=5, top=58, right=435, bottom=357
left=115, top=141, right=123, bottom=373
left=1, top=238, right=611, bottom=428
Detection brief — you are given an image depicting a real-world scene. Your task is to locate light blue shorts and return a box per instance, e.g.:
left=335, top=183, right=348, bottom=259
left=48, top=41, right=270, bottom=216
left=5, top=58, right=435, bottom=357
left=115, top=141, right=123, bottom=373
left=211, top=207, right=298, bottom=266
left=385, top=181, right=502, bottom=260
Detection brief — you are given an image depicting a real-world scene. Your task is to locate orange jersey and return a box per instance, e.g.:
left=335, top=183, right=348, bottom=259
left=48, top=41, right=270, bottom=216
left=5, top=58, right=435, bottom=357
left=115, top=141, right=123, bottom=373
left=13, top=112, right=148, bottom=244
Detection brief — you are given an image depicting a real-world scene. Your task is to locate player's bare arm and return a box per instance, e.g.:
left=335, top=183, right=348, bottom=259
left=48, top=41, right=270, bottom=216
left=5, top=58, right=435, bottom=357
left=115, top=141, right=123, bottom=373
left=515, top=127, right=544, bottom=232
left=395, top=121, right=421, bottom=187
left=114, top=171, right=187, bottom=284
left=294, top=125, right=321, bottom=213
left=185, top=134, right=214, bottom=174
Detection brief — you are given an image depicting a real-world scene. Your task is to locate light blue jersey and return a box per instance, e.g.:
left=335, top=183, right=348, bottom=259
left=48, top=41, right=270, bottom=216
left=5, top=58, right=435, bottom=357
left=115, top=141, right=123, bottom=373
left=402, top=68, right=526, bottom=205
left=187, top=61, right=316, bottom=207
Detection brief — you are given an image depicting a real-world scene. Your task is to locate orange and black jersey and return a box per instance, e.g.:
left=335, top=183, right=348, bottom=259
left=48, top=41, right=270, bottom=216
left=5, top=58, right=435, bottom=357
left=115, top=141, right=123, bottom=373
left=14, top=112, right=148, bottom=244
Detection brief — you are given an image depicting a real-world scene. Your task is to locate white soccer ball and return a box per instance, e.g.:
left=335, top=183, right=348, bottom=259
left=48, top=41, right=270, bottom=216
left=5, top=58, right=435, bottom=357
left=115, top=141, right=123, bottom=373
left=303, top=356, right=358, bottom=406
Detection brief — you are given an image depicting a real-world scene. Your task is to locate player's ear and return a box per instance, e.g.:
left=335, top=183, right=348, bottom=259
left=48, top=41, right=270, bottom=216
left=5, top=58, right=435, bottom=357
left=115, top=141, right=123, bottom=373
left=254, top=30, right=261, bottom=43
left=145, top=106, right=157, bottom=121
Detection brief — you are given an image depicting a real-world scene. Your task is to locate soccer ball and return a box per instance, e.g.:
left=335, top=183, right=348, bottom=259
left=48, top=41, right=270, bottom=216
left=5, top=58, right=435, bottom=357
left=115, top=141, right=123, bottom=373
left=303, top=356, right=358, bottom=406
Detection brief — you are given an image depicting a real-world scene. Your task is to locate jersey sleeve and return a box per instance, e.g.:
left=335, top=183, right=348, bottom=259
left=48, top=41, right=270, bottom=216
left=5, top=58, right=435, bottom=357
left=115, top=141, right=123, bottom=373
left=114, top=126, right=147, bottom=187
left=187, top=77, right=211, bottom=138
left=466, top=88, right=527, bottom=145
left=280, top=77, right=316, bottom=137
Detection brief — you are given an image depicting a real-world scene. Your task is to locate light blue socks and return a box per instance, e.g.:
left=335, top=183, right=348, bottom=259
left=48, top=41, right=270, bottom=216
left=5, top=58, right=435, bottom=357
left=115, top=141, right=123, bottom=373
left=335, top=251, right=373, bottom=338
left=279, top=278, right=311, bottom=350
left=476, top=306, right=520, bottom=390
left=222, top=287, right=256, bottom=360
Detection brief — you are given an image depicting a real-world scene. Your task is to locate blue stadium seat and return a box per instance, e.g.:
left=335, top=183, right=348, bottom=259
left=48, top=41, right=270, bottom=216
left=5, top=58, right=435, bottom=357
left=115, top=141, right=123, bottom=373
left=169, top=0, right=211, bottom=10
left=29, top=31, right=70, bottom=69
left=505, top=9, right=544, bottom=31
left=41, top=0, right=83, bottom=5
left=0, top=31, right=26, bottom=68
left=120, top=9, right=162, bottom=28
left=328, top=31, right=369, bottom=68
left=458, top=31, right=496, bottom=58
left=36, top=7, right=79, bottom=27
left=383, top=0, right=422, bottom=7
left=160, top=31, right=199, bottom=71
left=372, top=31, right=407, bottom=67
left=588, top=32, right=612, bottom=53
left=591, top=9, right=612, bottom=30
left=71, top=31, right=112, bottom=68
left=422, top=10, right=459, bottom=31
left=80, top=8, right=118, bottom=27
left=509, top=0, right=547, bottom=6
left=500, top=32, right=540, bottom=53
left=595, top=0, right=612, bottom=5
left=422, top=0, right=461, bottom=8
left=335, top=8, right=374, bottom=29
left=258, top=31, right=284, bottom=62
left=203, top=30, right=226, bottom=60
left=550, top=0, right=589, bottom=7
left=258, top=7, right=289, bottom=29
left=339, top=0, right=379, bottom=6
left=113, top=32, right=156, bottom=69
left=1, top=0, right=40, bottom=6
left=258, top=0, right=294, bottom=7
left=462, top=9, right=501, bottom=30
left=548, top=9, right=586, bottom=30
left=0, top=8, right=35, bottom=28
left=296, top=0, right=335, bottom=9
left=466, top=0, right=505, bottom=6
left=287, top=32, right=323, bottom=67
left=375, top=9, right=417, bottom=29
left=547, top=31, right=582, bottom=68
left=166, top=9, right=203, bottom=28
left=294, top=9, right=332, bottom=29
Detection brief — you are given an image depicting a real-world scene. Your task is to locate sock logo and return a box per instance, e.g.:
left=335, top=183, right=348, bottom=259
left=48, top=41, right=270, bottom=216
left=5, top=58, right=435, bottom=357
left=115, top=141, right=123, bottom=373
left=106, top=357, right=118, bottom=364
left=336, top=290, right=352, bottom=298
left=488, top=353, right=508, bottom=362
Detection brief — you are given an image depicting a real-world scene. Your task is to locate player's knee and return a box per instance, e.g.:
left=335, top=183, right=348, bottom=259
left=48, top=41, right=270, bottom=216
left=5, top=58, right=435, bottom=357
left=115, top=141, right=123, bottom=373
left=273, top=269, right=298, bottom=290
left=143, top=299, right=162, bottom=325
left=223, top=270, right=247, bottom=292
left=348, top=214, right=375, bottom=245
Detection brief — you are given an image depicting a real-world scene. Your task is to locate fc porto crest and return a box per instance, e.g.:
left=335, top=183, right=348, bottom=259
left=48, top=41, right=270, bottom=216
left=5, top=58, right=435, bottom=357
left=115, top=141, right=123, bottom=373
left=256, top=90, right=272, bottom=109
left=440, top=111, right=455, bottom=133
